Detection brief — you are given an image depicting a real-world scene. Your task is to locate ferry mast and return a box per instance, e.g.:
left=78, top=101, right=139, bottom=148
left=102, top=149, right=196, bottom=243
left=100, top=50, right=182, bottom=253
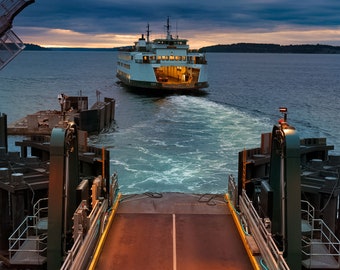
left=165, top=16, right=171, bottom=39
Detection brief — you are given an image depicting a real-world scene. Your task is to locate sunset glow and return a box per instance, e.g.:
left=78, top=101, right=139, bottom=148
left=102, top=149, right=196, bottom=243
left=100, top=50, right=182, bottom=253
left=12, top=1, right=340, bottom=49
left=15, top=26, right=340, bottom=49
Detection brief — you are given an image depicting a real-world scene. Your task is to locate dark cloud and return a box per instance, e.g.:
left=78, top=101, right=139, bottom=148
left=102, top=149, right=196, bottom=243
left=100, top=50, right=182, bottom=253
left=12, top=0, right=340, bottom=46
left=15, top=1, right=340, bottom=31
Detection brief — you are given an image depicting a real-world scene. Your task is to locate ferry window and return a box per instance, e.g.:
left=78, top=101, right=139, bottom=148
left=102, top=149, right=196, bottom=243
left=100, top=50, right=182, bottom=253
left=170, top=55, right=174, bottom=61
left=175, top=56, right=179, bottom=61
left=162, top=55, right=166, bottom=60
left=157, top=56, right=161, bottom=61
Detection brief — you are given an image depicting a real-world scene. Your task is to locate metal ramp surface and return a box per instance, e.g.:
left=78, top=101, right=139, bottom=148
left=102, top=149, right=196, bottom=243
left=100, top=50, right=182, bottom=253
left=302, top=239, right=340, bottom=269
left=94, top=193, right=253, bottom=270
left=36, top=217, right=48, bottom=231
left=9, top=235, right=46, bottom=266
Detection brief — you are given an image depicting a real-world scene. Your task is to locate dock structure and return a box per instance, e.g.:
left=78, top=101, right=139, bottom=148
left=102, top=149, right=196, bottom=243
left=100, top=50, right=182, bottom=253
left=4, top=105, right=340, bottom=269
left=91, top=193, right=254, bottom=270
left=0, top=113, right=110, bottom=259
left=7, top=95, right=115, bottom=136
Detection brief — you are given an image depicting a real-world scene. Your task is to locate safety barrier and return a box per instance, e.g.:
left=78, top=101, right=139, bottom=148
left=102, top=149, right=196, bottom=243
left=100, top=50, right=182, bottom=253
left=301, top=200, right=340, bottom=269
left=8, top=216, right=47, bottom=264
left=238, top=190, right=289, bottom=269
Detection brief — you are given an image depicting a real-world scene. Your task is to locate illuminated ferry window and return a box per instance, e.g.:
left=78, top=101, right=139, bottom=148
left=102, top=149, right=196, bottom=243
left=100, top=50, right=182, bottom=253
left=170, top=55, right=174, bottom=61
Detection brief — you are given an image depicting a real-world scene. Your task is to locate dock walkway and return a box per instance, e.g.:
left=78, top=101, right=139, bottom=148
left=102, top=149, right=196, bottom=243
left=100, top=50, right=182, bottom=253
left=94, top=193, right=253, bottom=270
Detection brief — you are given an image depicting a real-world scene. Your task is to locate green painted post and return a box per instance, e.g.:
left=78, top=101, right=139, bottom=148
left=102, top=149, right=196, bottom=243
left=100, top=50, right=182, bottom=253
left=65, top=124, right=79, bottom=235
left=0, top=113, right=8, bottom=152
left=284, top=127, right=301, bottom=269
left=47, top=124, right=80, bottom=269
left=269, top=125, right=283, bottom=236
left=47, top=128, right=66, bottom=269
left=269, top=121, right=301, bottom=269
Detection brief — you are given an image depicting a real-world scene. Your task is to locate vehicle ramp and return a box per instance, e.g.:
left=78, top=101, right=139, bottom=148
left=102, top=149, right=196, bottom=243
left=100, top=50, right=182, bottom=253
left=92, top=193, right=253, bottom=270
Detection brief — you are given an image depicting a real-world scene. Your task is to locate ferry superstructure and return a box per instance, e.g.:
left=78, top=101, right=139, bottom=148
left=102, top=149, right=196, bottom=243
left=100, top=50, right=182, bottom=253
left=116, top=18, right=208, bottom=92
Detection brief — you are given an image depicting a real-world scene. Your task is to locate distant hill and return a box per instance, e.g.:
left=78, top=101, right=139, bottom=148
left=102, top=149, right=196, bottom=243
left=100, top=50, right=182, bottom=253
left=24, top=43, right=51, bottom=50
left=23, top=42, right=340, bottom=54
left=199, top=43, right=340, bottom=54
left=23, top=44, right=123, bottom=51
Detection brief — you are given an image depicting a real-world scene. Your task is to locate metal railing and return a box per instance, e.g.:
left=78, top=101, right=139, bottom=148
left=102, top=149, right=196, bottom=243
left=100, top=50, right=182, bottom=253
left=61, top=199, right=109, bottom=270
left=60, top=234, right=83, bottom=270
left=8, top=216, right=47, bottom=262
left=0, top=29, right=25, bottom=69
left=229, top=175, right=340, bottom=269
left=239, top=190, right=290, bottom=269
left=0, top=0, right=33, bottom=18
left=33, top=197, right=48, bottom=221
left=301, top=199, right=340, bottom=269
left=301, top=200, right=315, bottom=226
left=8, top=198, right=48, bottom=264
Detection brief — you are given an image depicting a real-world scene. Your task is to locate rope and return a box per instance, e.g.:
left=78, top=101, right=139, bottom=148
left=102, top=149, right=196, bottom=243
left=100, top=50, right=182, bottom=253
left=198, top=193, right=217, bottom=206
left=260, top=259, right=269, bottom=270
left=144, top=192, right=163, bottom=198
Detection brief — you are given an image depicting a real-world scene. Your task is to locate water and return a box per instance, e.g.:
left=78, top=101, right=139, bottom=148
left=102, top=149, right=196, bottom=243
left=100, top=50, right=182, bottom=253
left=1, top=51, right=340, bottom=194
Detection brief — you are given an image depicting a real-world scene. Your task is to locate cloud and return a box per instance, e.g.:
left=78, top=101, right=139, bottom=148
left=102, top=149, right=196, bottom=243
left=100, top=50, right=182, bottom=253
left=12, top=0, right=340, bottom=47
left=14, top=26, right=137, bottom=48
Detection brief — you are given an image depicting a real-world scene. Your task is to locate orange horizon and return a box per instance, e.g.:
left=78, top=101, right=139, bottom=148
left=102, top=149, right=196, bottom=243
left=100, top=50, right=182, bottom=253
left=15, top=26, right=340, bottom=50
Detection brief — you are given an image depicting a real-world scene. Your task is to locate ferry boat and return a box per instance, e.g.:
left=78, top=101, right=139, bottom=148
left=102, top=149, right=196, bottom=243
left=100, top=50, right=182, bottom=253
left=116, top=17, right=209, bottom=92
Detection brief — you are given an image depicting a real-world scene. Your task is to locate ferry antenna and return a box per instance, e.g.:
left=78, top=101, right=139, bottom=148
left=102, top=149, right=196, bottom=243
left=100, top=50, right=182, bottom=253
left=176, top=20, right=178, bottom=39
left=146, top=23, right=151, bottom=43
left=165, top=16, right=171, bottom=39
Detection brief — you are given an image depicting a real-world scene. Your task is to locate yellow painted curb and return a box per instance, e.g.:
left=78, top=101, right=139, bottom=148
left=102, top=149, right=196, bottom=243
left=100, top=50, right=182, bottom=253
left=225, top=194, right=261, bottom=270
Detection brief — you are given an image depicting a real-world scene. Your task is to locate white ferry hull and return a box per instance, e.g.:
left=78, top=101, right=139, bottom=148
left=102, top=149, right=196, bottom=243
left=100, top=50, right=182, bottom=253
left=117, top=61, right=208, bottom=91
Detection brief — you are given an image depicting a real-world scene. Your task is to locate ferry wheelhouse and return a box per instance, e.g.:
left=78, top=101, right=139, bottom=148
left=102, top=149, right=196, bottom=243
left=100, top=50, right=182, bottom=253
left=116, top=18, right=208, bottom=91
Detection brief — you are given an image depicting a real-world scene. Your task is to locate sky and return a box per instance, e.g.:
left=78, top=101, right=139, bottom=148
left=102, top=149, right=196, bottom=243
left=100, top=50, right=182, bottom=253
left=10, top=0, right=340, bottom=49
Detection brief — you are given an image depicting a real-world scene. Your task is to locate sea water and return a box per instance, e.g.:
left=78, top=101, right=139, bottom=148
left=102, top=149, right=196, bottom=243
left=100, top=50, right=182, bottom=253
left=1, top=51, right=340, bottom=194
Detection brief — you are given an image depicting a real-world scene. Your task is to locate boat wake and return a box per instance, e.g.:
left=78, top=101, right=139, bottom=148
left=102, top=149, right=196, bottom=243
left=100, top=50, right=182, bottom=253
left=92, top=95, right=272, bottom=194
